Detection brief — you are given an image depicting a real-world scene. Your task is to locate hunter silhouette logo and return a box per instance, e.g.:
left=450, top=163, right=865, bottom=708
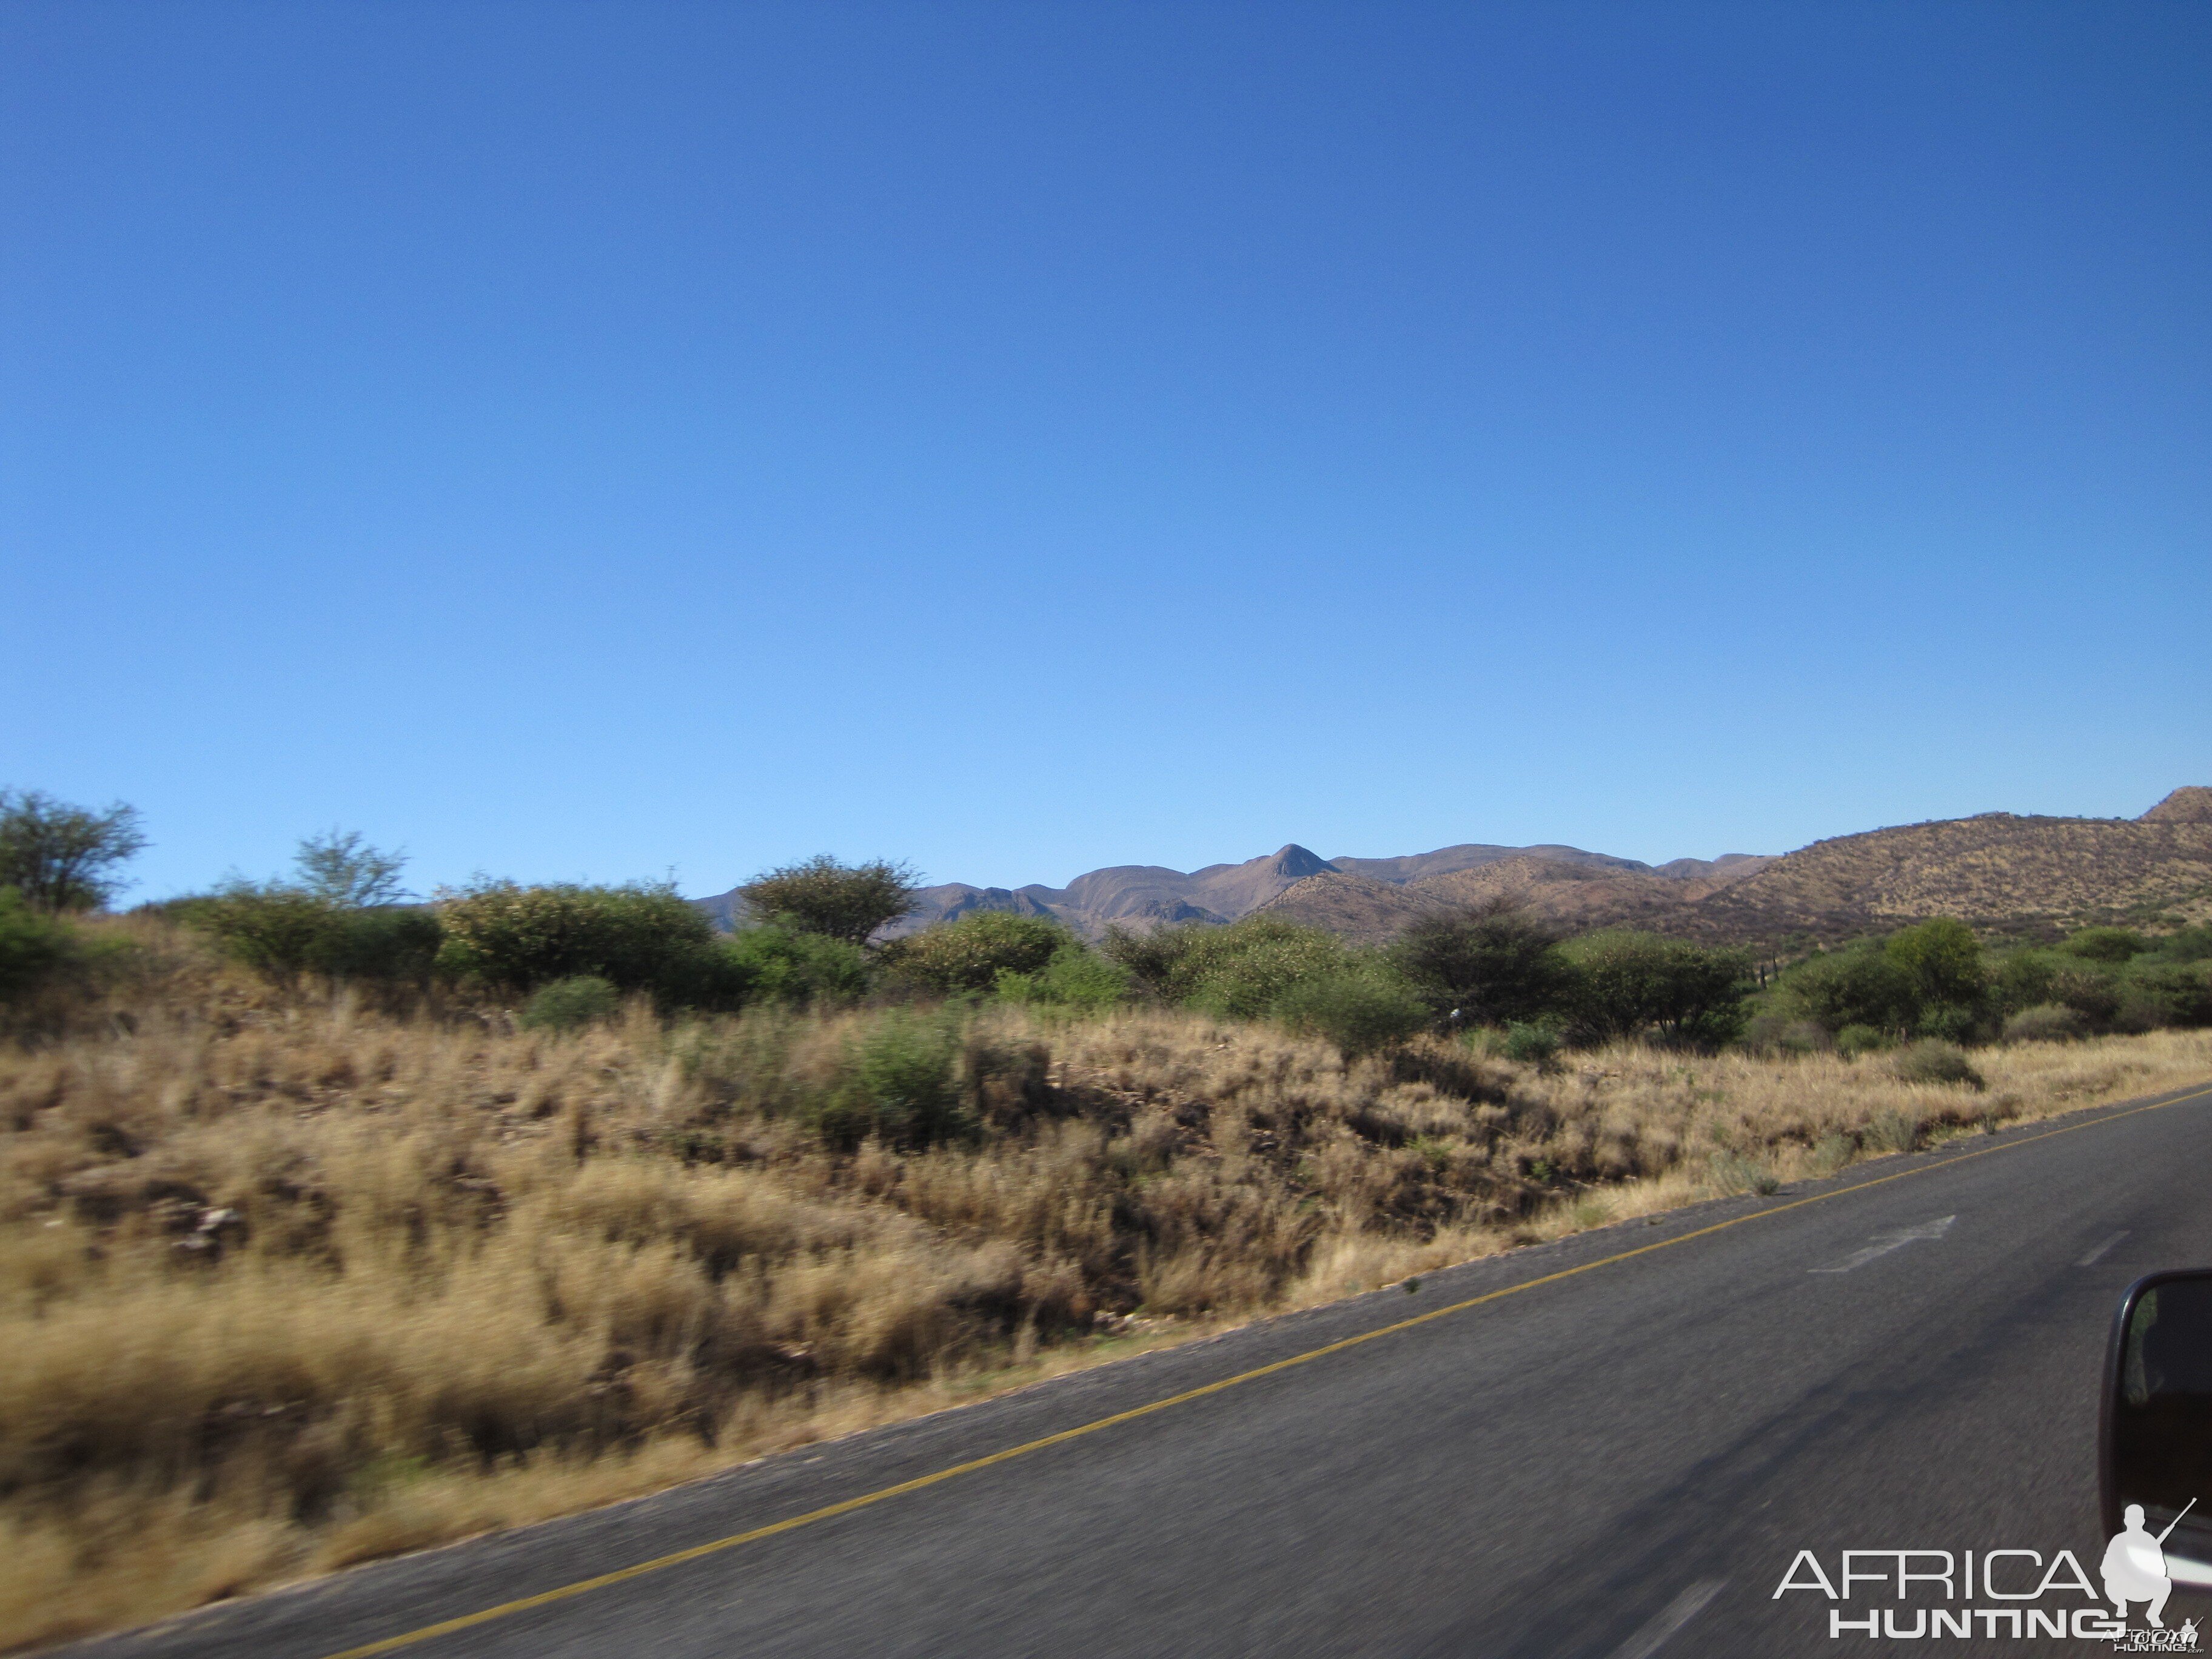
left=1773, top=1518, right=2207, bottom=1646
left=2103, top=1501, right=2191, bottom=1629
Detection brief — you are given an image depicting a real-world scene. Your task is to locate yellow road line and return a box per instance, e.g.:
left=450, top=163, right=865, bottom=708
left=323, top=1082, right=2212, bottom=1659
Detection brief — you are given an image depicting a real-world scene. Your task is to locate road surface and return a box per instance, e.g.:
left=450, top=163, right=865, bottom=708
left=63, top=1079, right=2212, bottom=1658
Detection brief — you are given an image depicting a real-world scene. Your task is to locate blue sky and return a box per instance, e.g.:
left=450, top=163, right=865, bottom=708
left=4, top=2, right=2207, bottom=902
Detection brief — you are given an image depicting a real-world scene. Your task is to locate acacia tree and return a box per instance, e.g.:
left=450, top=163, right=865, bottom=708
left=737, top=856, right=919, bottom=945
left=292, top=829, right=409, bottom=907
left=1389, top=902, right=1571, bottom=1025
left=0, top=789, right=148, bottom=912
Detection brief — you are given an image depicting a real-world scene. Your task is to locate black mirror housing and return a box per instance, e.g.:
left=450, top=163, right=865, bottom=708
left=2103, top=1270, right=2212, bottom=1584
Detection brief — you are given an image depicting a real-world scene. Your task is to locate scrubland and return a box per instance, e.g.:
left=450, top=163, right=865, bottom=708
left=4, top=923, right=2208, bottom=1649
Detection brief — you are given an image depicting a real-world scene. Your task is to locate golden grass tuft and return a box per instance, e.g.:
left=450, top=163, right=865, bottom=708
left=2, top=935, right=2207, bottom=1649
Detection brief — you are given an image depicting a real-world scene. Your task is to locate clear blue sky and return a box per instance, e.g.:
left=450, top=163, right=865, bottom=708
left=4, top=2, right=2207, bottom=903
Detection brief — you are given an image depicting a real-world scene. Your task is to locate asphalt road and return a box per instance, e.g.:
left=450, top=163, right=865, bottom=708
left=62, top=1079, right=2212, bottom=1659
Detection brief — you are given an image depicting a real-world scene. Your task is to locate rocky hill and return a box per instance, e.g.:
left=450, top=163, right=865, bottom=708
left=696, top=788, right=2212, bottom=950
left=1690, top=798, right=2212, bottom=945
left=1258, top=789, right=2212, bottom=948
left=1255, top=852, right=1771, bottom=943
left=697, top=840, right=1700, bottom=940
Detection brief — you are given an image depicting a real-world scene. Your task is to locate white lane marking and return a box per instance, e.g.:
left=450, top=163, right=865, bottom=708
left=1808, top=1215, right=1956, bottom=1274
left=1606, top=1579, right=1727, bottom=1659
left=2079, top=1231, right=2129, bottom=1266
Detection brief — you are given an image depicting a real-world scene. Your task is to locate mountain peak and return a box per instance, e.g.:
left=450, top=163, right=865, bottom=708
left=1267, top=845, right=1336, bottom=879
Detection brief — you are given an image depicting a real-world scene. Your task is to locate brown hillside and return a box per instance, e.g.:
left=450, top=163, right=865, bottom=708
left=1259, top=856, right=1750, bottom=942
left=1262, top=801, right=2212, bottom=949
left=1247, top=871, right=1458, bottom=943
left=1698, top=814, right=2212, bottom=943
left=2143, top=786, right=2212, bottom=825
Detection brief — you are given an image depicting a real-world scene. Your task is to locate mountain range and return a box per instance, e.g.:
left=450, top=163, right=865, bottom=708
left=695, top=840, right=1771, bottom=941
left=694, top=787, right=2212, bottom=951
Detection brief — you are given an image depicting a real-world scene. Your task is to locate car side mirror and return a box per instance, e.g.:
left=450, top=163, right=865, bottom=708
left=2104, top=1270, right=2212, bottom=1586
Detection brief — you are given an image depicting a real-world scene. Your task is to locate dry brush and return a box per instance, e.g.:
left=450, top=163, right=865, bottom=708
left=3, top=933, right=2207, bottom=1648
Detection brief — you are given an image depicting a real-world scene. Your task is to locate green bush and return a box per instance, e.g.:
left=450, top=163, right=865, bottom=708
left=0, top=886, right=75, bottom=1002
left=2147, top=927, right=2212, bottom=964
left=1913, top=1001, right=1984, bottom=1045
left=1561, top=931, right=1750, bottom=1048
left=1772, top=944, right=1917, bottom=1035
left=1501, top=1019, right=1564, bottom=1065
left=1989, top=950, right=2058, bottom=1018
left=1110, top=916, right=1352, bottom=1019
left=518, top=976, right=621, bottom=1031
left=2061, top=927, right=2151, bottom=964
left=1834, top=1023, right=1891, bottom=1057
left=994, top=945, right=1130, bottom=1011
left=2049, top=965, right=2122, bottom=1029
left=809, top=1011, right=970, bottom=1150
left=888, top=912, right=1068, bottom=996
left=435, top=880, right=719, bottom=999
left=1101, top=916, right=1421, bottom=1050
left=1885, top=918, right=1986, bottom=1010
left=312, top=908, right=444, bottom=984
left=1389, top=906, right=1571, bottom=1025
left=736, top=856, right=918, bottom=944
left=177, top=834, right=435, bottom=990
left=1272, top=967, right=1430, bottom=1056
left=1892, top=1039, right=1985, bottom=1090
left=191, top=888, right=446, bottom=988
left=184, top=886, right=336, bottom=984
left=2115, top=962, right=2212, bottom=1031
left=2003, top=1003, right=2086, bottom=1044
left=718, top=925, right=870, bottom=1008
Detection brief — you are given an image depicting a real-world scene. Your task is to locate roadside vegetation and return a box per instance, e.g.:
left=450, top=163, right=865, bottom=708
left=4, top=790, right=2210, bottom=1648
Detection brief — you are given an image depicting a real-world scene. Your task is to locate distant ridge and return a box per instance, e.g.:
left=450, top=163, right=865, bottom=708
left=694, top=788, right=2212, bottom=950
left=694, top=839, right=1711, bottom=940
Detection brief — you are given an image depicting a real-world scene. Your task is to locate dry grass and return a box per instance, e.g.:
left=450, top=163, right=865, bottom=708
left=3, top=931, right=2207, bottom=1650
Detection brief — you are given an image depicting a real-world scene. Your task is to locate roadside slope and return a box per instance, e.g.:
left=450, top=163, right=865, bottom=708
left=64, top=1077, right=2212, bottom=1659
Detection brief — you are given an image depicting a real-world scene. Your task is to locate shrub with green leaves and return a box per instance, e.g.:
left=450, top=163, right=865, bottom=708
left=1771, top=943, right=1918, bottom=1036
left=435, top=880, right=719, bottom=999
left=1834, top=1023, right=1891, bottom=1057
left=888, top=911, right=1068, bottom=996
left=736, top=856, right=918, bottom=944
left=0, top=886, right=75, bottom=1002
left=2147, top=927, right=2212, bottom=965
left=2061, top=927, right=2151, bottom=964
left=718, top=925, right=870, bottom=1008
left=2003, top=1003, right=2086, bottom=1044
left=1989, top=950, right=2057, bottom=1019
left=1389, top=905, right=1570, bottom=1025
left=993, top=944, right=1130, bottom=1011
left=1561, top=931, right=1750, bottom=1048
left=1884, top=918, right=1986, bottom=1011
left=187, top=886, right=442, bottom=987
left=809, top=1010, right=970, bottom=1150
left=518, top=975, right=621, bottom=1031
left=1892, top=1039, right=1984, bottom=1090
left=1501, top=1019, right=1563, bottom=1065
left=2048, top=965, right=2122, bottom=1028
left=1271, top=967, right=1430, bottom=1056
left=2115, top=962, right=2212, bottom=1031
left=1106, top=916, right=1352, bottom=1019
left=1913, top=1001, right=1985, bottom=1045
